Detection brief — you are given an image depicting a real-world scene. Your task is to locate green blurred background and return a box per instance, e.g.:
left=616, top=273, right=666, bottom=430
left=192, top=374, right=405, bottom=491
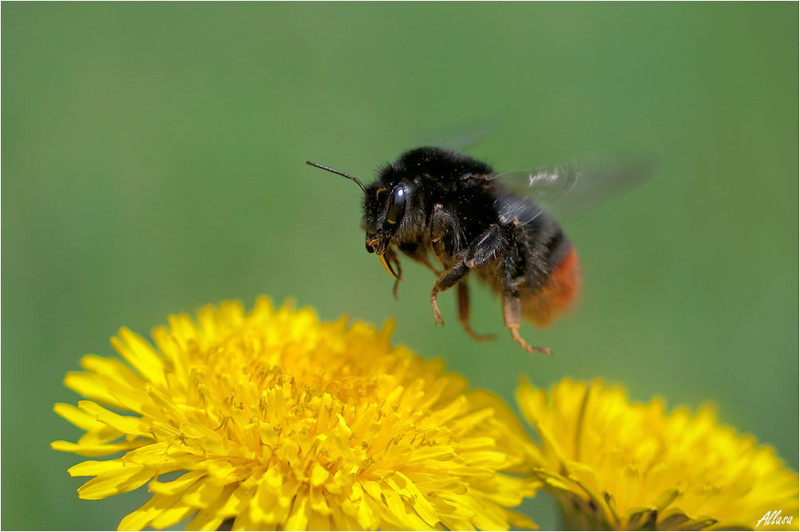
left=3, top=2, right=797, bottom=529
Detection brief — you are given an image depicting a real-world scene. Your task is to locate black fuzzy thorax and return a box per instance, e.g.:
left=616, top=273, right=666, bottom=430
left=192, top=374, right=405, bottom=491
left=373, top=147, right=499, bottom=242
left=366, top=146, right=572, bottom=293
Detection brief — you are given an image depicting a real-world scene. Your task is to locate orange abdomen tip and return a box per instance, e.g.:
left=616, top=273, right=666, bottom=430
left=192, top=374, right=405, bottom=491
left=524, top=245, right=581, bottom=327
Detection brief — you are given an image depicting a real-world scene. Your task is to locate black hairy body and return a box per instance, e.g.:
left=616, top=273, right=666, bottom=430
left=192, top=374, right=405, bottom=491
left=307, top=144, right=658, bottom=353
left=308, top=146, right=584, bottom=354
left=365, top=147, right=579, bottom=354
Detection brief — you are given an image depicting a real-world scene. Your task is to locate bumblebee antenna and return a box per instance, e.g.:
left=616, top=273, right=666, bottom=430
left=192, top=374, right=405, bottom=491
left=306, top=160, right=367, bottom=194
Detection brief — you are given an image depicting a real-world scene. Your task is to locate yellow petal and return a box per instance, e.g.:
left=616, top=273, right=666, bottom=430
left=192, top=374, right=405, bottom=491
left=284, top=492, right=310, bottom=531
left=111, top=328, right=167, bottom=388
left=54, top=402, right=106, bottom=432
left=387, top=472, right=439, bottom=526
left=52, top=439, right=147, bottom=457
left=77, top=465, right=152, bottom=500
left=149, top=470, right=204, bottom=496
left=309, top=463, right=330, bottom=487
left=80, top=355, right=145, bottom=389
left=217, top=481, right=254, bottom=518
left=185, top=484, right=237, bottom=531
left=64, top=372, right=128, bottom=411
left=150, top=503, right=195, bottom=530
left=182, top=478, right=224, bottom=508
left=118, top=493, right=182, bottom=531
left=77, top=401, right=149, bottom=436
left=54, top=402, right=124, bottom=445
left=68, top=459, right=126, bottom=477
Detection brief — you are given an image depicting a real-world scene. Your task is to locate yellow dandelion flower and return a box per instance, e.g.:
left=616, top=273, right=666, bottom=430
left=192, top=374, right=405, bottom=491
left=52, top=297, right=537, bottom=531
left=516, top=377, right=799, bottom=530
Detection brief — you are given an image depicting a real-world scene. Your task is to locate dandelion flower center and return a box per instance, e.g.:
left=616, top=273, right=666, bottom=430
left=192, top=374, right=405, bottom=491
left=517, top=377, right=798, bottom=530
left=52, top=298, right=536, bottom=531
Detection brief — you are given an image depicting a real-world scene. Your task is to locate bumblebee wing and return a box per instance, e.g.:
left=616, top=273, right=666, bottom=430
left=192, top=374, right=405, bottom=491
left=416, top=119, right=501, bottom=152
left=490, top=152, right=660, bottom=222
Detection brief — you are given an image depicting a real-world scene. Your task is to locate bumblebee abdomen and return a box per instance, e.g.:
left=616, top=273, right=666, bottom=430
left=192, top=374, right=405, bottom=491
left=523, top=245, right=581, bottom=327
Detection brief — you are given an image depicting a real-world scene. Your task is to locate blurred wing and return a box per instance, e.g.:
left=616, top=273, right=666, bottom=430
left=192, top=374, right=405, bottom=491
left=490, top=152, right=660, bottom=222
left=417, top=119, right=502, bottom=152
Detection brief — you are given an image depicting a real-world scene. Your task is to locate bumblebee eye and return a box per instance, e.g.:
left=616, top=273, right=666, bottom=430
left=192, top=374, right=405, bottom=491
left=385, top=184, right=410, bottom=225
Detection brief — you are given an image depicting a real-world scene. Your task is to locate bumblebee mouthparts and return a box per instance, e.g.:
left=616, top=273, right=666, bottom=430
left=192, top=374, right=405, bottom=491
left=378, top=253, right=399, bottom=280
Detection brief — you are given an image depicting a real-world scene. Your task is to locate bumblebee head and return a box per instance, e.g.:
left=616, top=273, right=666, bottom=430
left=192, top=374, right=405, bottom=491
left=306, top=159, right=408, bottom=279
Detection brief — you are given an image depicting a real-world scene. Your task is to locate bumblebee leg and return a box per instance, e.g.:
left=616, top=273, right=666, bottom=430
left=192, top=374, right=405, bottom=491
left=415, top=253, right=440, bottom=276
left=430, top=203, right=462, bottom=259
left=502, top=276, right=551, bottom=356
left=398, top=242, right=441, bottom=276
left=430, top=262, right=468, bottom=325
left=431, top=224, right=504, bottom=326
left=457, top=282, right=495, bottom=342
left=385, top=247, right=403, bottom=299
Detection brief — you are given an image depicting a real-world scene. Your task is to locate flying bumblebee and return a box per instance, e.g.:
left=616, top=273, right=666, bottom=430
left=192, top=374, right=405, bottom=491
left=307, top=147, right=656, bottom=355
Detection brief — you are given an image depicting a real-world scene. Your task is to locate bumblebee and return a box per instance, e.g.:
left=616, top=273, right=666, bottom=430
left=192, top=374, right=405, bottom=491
left=308, top=147, right=654, bottom=354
